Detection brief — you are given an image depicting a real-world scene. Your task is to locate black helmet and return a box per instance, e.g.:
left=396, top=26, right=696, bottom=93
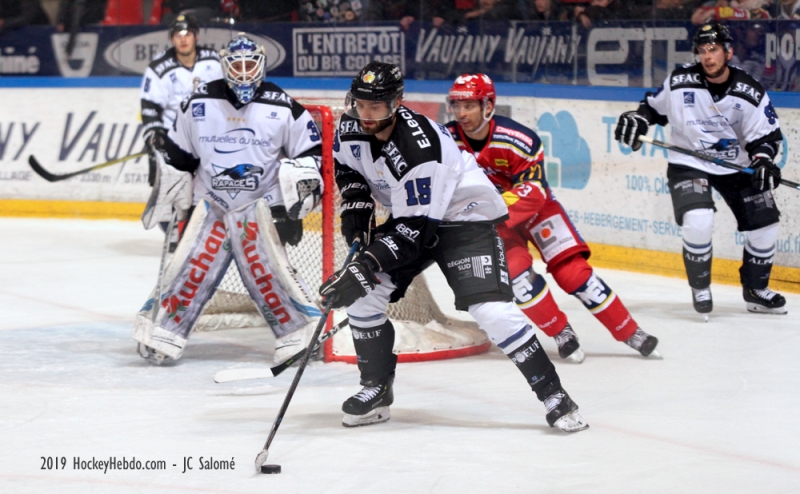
left=693, top=23, right=733, bottom=53
left=350, top=61, right=404, bottom=102
left=169, top=14, right=200, bottom=38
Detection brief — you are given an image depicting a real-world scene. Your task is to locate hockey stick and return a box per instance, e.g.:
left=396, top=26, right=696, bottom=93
left=254, top=241, right=360, bottom=473
left=151, top=209, right=178, bottom=322
left=214, top=317, right=351, bottom=383
left=638, top=135, right=800, bottom=190
left=28, top=152, right=147, bottom=182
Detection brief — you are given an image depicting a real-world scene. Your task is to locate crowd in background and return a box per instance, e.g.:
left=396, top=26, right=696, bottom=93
left=1, top=0, right=799, bottom=35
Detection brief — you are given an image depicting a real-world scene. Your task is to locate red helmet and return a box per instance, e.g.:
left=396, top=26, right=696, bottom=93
left=447, top=74, right=496, bottom=105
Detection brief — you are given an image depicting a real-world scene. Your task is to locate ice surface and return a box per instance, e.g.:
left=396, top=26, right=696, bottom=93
left=1, top=218, right=798, bottom=493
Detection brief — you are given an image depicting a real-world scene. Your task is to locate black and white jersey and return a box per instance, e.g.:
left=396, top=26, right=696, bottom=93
left=139, top=47, right=222, bottom=136
left=167, top=80, right=322, bottom=212
left=334, top=107, right=507, bottom=271
left=642, top=63, right=782, bottom=175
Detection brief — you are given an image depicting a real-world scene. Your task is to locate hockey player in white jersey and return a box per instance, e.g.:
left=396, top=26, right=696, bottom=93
left=133, top=33, right=325, bottom=365
left=139, top=14, right=223, bottom=248
left=318, top=62, right=588, bottom=433
left=615, top=23, right=786, bottom=317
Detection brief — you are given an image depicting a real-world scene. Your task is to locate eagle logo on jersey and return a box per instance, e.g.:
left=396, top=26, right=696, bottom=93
left=351, top=144, right=362, bottom=160
left=700, top=138, right=739, bottom=160
left=211, top=164, right=264, bottom=199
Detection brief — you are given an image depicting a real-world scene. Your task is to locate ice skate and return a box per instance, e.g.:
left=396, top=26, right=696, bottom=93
left=692, top=287, right=713, bottom=321
left=342, top=376, right=394, bottom=428
left=133, top=314, right=185, bottom=362
left=553, top=324, right=585, bottom=363
left=544, top=390, right=588, bottom=433
left=137, top=343, right=169, bottom=365
left=625, top=328, right=660, bottom=358
left=744, top=287, right=787, bottom=315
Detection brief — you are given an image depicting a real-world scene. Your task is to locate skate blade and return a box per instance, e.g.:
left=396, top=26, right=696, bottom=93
left=565, top=348, right=585, bottom=364
left=746, top=303, right=788, bottom=315
left=553, top=411, right=589, bottom=433
left=342, top=406, right=391, bottom=428
left=703, top=314, right=709, bottom=323
left=646, top=350, right=663, bottom=360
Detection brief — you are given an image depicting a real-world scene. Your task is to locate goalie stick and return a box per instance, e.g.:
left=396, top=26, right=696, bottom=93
left=638, top=135, right=800, bottom=190
left=28, top=152, right=147, bottom=182
left=213, top=317, right=351, bottom=383
left=254, top=241, right=360, bottom=473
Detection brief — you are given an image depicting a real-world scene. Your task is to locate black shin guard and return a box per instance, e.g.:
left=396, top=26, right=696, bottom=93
left=683, top=246, right=712, bottom=289
left=507, top=334, right=561, bottom=401
left=740, top=249, right=774, bottom=290
left=351, top=320, right=398, bottom=386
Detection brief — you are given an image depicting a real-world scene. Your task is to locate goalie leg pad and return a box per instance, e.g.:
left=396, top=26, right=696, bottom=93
left=152, top=205, right=232, bottom=347
left=224, top=199, right=320, bottom=339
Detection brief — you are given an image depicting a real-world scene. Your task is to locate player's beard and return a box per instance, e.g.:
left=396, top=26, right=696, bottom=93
left=360, top=115, right=394, bottom=135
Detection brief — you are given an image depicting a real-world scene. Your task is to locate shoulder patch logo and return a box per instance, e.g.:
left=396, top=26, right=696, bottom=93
left=144, top=77, right=151, bottom=93
left=350, top=144, right=362, bottom=160
left=683, top=92, right=695, bottom=105
left=192, top=102, right=205, bottom=118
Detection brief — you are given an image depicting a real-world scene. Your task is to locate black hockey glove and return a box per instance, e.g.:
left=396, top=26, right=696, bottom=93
left=271, top=206, right=303, bottom=246
left=751, top=156, right=781, bottom=191
left=145, top=127, right=168, bottom=187
left=340, top=199, right=375, bottom=247
left=319, top=257, right=380, bottom=309
left=614, top=111, right=649, bottom=152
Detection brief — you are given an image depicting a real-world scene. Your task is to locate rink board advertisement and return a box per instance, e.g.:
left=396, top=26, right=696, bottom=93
left=0, top=86, right=798, bottom=271
left=1, top=20, right=800, bottom=91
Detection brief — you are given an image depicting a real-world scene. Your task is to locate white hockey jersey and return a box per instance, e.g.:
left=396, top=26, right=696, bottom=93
left=642, top=63, right=782, bottom=175
left=334, top=107, right=507, bottom=272
left=139, top=47, right=222, bottom=136
left=166, top=79, right=322, bottom=212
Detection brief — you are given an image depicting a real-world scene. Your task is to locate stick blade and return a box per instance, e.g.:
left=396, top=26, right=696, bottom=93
left=28, top=155, right=62, bottom=182
left=254, top=449, right=269, bottom=472
left=214, top=368, right=271, bottom=383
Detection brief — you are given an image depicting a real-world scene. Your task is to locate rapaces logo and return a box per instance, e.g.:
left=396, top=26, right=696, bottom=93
left=536, top=111, right=591, bottom=190
left=51, top=33, right=99, bottom=78
left=103, top=29, right=285, bottom=75
left=211, top=164, right=264, bottom=199
left=700, top=138, right=739, bottom=161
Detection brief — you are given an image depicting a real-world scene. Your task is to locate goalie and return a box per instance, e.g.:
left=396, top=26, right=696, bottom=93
left=133, top=33, right=324, bottom=365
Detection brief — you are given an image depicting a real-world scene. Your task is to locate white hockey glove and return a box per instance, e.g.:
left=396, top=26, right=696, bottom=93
left=614, top=111, right=649, bottom=151
left=141, top=151, right=193, bottom=230
left=279, top=156, right=323, bottom=220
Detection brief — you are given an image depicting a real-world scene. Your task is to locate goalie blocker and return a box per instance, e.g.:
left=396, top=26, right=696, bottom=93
left=133, top=198, right=321, bottom=362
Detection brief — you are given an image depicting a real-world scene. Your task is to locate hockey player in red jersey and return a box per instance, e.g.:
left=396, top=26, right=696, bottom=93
left=446, top=74, right=659, bottom=359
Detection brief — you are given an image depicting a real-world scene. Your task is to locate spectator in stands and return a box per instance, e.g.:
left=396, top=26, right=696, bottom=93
left=237, top=0, right=297, bottom=22
left=461, top=0, right=522, bottom=21
left=777, top=0, right=800, bottom=18
left=634, top=0, right=693, bottom=20
left=525, top=0, right=566, bottom=21
left=573, top=0, right=634, bottom=29
left=366, top=0, right=430, bottom=29
left=300, top=0, right=363, bottom=22
left=56, top=0, right=106, bottom=32
left=162, top=0, right=221, bottom=24
left=691, top=0, right=772, bottom=24
left=0, top=0, right=50, bottom=34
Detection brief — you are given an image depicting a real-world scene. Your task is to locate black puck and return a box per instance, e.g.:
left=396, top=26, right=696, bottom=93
left=261, top=464, right=281, bottom=474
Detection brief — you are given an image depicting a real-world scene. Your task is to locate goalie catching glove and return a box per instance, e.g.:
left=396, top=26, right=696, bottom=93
left=614, top=111, right=650, bottom=151
left=319, top=257, right=380, bottom=309
left=279, top=156, right=323, bottom=221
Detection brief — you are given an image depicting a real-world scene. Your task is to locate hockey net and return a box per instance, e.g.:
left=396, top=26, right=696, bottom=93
left=196, top=99, right=490, bottom=363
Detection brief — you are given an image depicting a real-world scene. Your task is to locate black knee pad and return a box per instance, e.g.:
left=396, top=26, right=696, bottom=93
left=507, top=334, right=560, bottom=400
left=351, top=320, right=398, bottom=386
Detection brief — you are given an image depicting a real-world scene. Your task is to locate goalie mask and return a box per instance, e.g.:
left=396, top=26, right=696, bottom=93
left=344, top=62, right=404, bottom=133
left=220, top=33, right=266, bottom=105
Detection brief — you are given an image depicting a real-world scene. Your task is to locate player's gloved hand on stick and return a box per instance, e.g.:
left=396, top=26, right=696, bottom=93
left=319, top=257, right=380, bottom=309
left=341, top=200, right=375, bottom=247
left=750, top=155, right=781, bottom=191
left=146, top=127, right=169, bottom=153
left=614, top=111, right=649, bottom=151
left=271, top=206, right=303, bottom=246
